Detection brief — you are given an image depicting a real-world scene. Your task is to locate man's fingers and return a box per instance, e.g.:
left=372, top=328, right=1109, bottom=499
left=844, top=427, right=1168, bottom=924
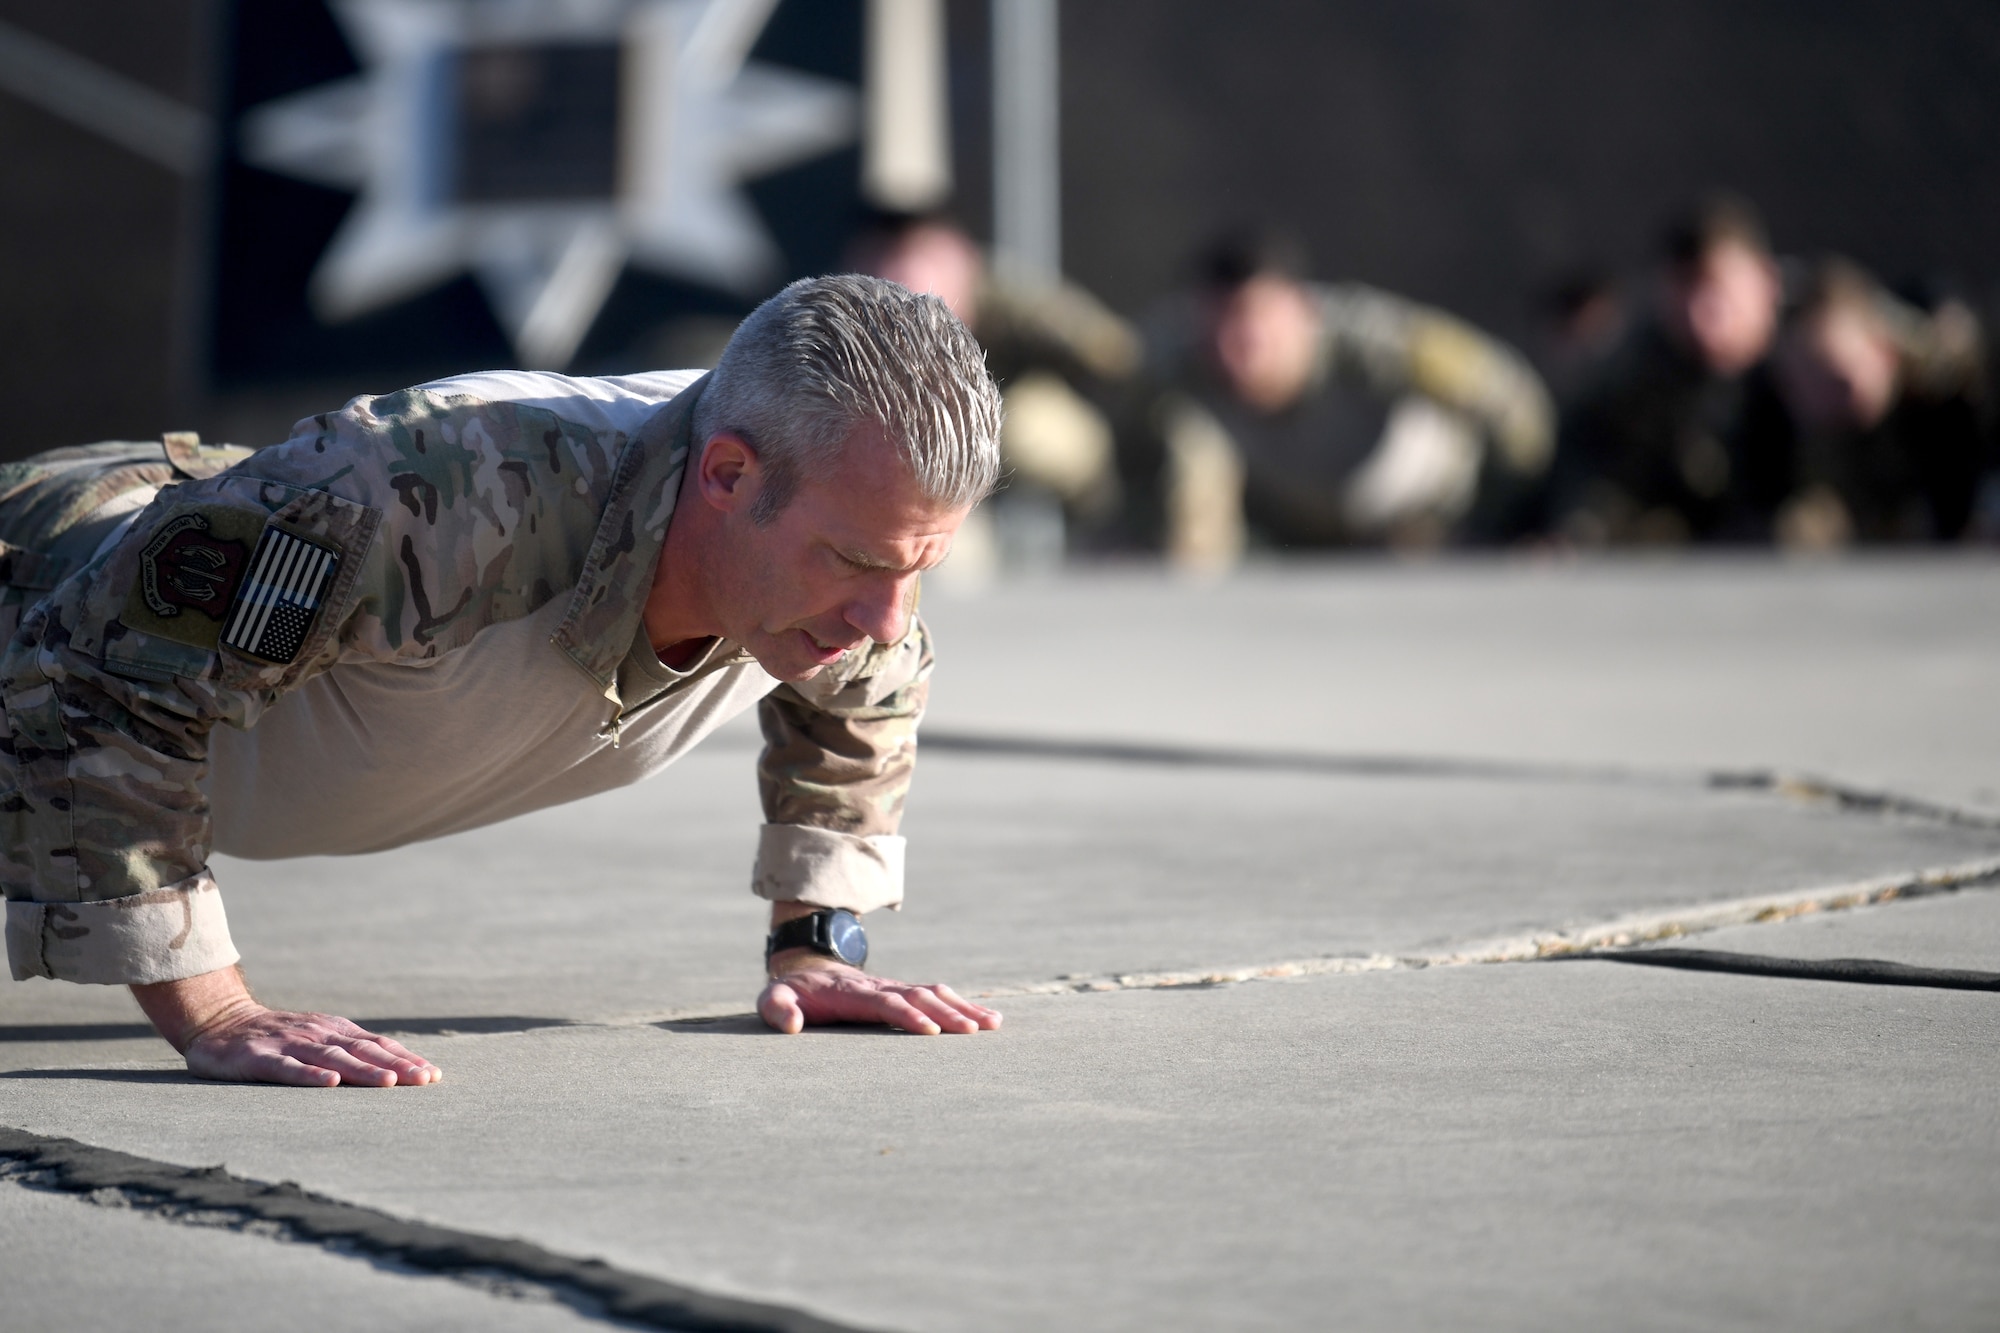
left=194, top=1051, right=338, bottom=1088
left=300, top=1043, right=399, bottom=1086
left=266, top=1055, right=342, bottom=1087
left=929, top=984, right=1004, bottom=1030
left=874, top=993, right=943, bottom=1036
left=371, top=1034, right=440, bottom=1078
left=176, top=1008, right=444, bottom=1087
left=337, top=1037, right=439, bottom=1085
left=898, top=986, right=979, bottom=1034
left=759, top=981, right=805, bottom=1035
left=338, top=1028, right=432, bottom=1066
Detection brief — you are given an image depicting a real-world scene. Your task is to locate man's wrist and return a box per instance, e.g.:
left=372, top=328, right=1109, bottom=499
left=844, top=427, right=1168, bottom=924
left=768, top=900, right=824, bottom=927
left=766, top=901, right=829, bottom=974
left=766, top=948, right=860, bottom=980
left=765, top=906, right=869, bottom=969
left=129, top=965, right=262, bottom=1052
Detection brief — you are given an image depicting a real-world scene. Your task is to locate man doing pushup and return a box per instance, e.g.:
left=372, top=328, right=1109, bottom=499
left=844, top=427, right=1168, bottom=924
left=0, top=275, right=1003, bottom=1086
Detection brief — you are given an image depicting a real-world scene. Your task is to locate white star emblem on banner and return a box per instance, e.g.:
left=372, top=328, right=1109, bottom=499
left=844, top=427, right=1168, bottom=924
left=239, top=0, right=857, bottom=367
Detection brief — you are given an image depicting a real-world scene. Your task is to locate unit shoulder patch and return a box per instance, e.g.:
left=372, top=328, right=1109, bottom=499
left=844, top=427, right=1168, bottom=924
left=120, top=506, right=266, bottom=652
left=137, top=513, right=246, bottom=620
left=119, top=509, right=340, bottom=664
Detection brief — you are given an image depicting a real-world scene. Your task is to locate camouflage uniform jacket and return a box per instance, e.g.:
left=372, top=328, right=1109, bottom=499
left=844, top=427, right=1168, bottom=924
left=1, top=371, right=932, bottom=986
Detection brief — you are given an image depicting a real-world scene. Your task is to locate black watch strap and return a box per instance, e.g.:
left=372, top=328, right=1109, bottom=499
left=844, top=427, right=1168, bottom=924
left=765, top=908, right=868, bottom=967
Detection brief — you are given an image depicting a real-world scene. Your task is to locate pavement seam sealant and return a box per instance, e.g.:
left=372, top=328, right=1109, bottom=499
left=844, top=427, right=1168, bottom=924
left=961, top=854, right=2000, bottom=999
left=0, top=1129, right=887, bottom=1333
left=561, top=854, right=2000, bottom=1023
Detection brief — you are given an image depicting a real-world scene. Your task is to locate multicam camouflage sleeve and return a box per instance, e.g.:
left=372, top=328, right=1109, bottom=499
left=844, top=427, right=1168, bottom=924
left=1320, top=283, right=1555, bottom=476
left=0, top=386, right=670, bottom=986
left=750, top=617, right=933, bottom=917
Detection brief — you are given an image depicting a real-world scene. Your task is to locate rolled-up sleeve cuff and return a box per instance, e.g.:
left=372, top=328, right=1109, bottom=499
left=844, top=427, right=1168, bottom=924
left=750, top=824, right=905, bottom=914
left=5, top=871, right=240, bottom=985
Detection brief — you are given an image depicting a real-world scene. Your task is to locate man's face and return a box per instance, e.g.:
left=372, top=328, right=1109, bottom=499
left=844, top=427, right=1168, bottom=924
left=1661, top=240, right=1781, bottom=376
left=1205, top=274, right=1322, bottom=414
left=855, top=225, right=984, bottom=325
left=705, top=423, right=969, bottom=682
left=1775, top=308, right=1901, bottom=434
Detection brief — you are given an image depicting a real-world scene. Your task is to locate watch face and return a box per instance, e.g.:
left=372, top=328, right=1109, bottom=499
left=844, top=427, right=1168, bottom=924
left=826, top=910, right=869, bottom=968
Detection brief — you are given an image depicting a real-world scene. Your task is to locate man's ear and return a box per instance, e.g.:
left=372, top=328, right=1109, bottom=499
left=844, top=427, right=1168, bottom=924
left=696, top=433, right=762, bottom=514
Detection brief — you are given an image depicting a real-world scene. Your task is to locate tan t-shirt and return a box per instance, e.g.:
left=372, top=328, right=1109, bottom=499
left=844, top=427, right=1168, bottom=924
left=205, top=596, right=778, bottom=859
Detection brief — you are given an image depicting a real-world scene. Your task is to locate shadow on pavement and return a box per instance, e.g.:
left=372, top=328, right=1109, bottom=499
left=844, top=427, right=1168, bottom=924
left=1572, top=948, right=2000, bottom=991
left=355, top=1016, right=579, bottom=1036
left=0, top=1023, right=156, bottom=1043
left=0, top=1017, right=578, bottom=1044
left=656, top=1014, right=934, bottom=1036
left=656, top=1013, right=771, bottom=1035
left=922, top=729, right=1648, bottom=787
left=1, top=1068, right=192, bottom=1083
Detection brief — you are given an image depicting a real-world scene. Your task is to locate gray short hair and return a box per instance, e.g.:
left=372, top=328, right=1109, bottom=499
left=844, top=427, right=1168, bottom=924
left=692, top=274, right=1002, bottom=524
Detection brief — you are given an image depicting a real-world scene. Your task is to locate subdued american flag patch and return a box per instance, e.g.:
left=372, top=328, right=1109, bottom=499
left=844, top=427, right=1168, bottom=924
left=219, top=526, right=340, bottom=664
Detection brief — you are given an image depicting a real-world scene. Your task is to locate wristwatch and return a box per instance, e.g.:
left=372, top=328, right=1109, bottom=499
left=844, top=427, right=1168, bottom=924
left=765, top=908, right=868, bottom=968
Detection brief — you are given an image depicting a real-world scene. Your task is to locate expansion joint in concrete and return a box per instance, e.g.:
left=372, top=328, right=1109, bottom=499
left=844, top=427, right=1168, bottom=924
left=1727, top=771, right=2000, bottom=833
left=0, top=1129, right=884, bottom=1333
left=976, top=855, right=2000, bottom=1000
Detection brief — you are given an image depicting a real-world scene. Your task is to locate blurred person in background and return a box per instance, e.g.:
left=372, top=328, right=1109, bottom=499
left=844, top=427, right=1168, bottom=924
left=1535, top=269, right=1630, bottom=406
left=1737, top=258, right=1988, bottom=548
left=1132, top=227, right=1553, bottom=566
left=1551, top=193, right=1782, bottom=544
left=848, top=210, right=1142, bottom=569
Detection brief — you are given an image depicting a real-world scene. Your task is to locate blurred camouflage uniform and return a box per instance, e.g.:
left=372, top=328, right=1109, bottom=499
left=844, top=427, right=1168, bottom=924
left=1551, top=321, right=1758, bottom=543
left=976, top=271, right=1142, bottom=548
left=0, top=372, right=930, bottom=986
left=1141, top=283, right=1554, bottom=563
left=1737, top=289, right=1990, bottom=544
left=976, top=270, right=1142, bottom=402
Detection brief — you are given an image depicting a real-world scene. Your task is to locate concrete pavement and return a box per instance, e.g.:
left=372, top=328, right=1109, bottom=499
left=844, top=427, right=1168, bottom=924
left=3, top=557, right=1997, bottom=1331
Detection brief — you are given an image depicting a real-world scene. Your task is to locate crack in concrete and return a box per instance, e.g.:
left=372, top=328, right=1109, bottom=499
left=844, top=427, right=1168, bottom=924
left=967, top=855, right=2000, bottom=999
left=1724, top=772, right=2000, bottom=832
left=0, top=1129, right=884, bottom=1333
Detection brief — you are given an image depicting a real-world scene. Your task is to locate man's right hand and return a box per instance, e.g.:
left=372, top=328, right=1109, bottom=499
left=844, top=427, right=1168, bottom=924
left=130, top=965, right=440, bottom=1088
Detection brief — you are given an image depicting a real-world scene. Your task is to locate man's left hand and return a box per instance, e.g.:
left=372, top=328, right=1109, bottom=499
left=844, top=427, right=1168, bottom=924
left=759, top=953, right=1002, bottom=1035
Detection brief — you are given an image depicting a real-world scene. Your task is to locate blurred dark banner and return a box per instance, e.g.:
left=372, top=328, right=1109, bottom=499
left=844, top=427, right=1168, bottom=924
left=210, top=0, right=863, bottom=391
left=0, top=1, right=1994, bottom=454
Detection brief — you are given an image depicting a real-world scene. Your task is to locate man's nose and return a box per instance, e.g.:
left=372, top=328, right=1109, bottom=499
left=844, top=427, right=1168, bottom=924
left=845, top=573, right=916, bottom=645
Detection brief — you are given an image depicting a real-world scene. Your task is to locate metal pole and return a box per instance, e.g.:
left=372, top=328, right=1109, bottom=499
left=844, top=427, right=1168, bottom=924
left=991, top=0, right=1060, bottom=280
